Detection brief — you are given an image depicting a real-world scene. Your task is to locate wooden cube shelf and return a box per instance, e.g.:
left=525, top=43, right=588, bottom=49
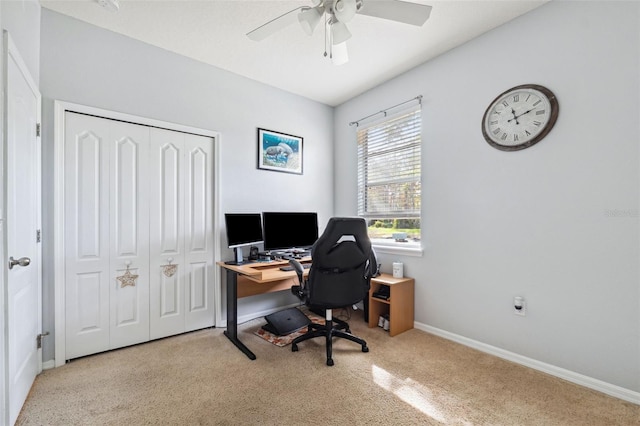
left=368, top=273, right=414, bottom=336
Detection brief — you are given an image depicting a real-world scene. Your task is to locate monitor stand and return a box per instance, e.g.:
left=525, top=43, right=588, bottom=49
left=224, top=247, right=252, bottom=265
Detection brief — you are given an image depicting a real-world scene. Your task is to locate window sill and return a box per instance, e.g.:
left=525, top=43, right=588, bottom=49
left=372, top=242, right=423, bottom=257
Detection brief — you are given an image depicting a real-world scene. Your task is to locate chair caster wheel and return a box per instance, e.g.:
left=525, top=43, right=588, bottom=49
left=362, top=346, right=369, bottom=353
left=327, top=358, right=334, bottom=366
left=292, top=344, right=298, bottom=352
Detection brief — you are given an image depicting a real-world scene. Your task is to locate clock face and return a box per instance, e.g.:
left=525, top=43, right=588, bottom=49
left=482, top=84, right=559, bottom=151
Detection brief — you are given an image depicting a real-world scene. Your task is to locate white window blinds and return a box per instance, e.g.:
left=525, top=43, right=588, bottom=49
left=357, top=102, right=422, bottom=219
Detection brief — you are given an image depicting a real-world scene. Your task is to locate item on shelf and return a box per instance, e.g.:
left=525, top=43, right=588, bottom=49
left=372, top=284, right=390, bottom=300
left=383, top=317, right=390, bottom=331
left=378, top=314, right=390, bottom=330
left=392, top=262, right=404, bottom=278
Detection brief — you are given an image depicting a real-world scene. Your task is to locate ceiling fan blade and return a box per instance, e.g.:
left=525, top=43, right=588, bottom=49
left=247, top=7, right=304, bottom=41
left=357, top=1, right=432, bottom=26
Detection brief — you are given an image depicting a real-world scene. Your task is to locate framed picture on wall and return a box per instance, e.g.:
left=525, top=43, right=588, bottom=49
left=257, top=128, right=303, bottom=175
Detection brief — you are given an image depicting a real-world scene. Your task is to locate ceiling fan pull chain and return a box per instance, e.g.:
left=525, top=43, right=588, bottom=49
left=324, top=13, right=329, bottom=57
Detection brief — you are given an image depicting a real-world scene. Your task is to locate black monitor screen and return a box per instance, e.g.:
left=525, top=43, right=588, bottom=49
left=224, top=213, right=264, bottom=248
left=263, top=212, right=318, bottom=251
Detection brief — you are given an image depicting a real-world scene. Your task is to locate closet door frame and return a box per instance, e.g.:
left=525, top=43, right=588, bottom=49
left=53, top=100, right=221, bottom=367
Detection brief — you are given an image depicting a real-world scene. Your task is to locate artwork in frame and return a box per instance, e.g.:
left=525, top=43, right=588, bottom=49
left=257, top=128, right=303, bottom=175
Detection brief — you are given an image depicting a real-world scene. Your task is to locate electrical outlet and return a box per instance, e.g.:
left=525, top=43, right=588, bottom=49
left=514, top=296, right=526, bottom=316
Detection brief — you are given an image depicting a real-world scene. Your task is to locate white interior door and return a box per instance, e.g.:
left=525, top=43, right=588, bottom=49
left=5, top=33, right=41, bottom=425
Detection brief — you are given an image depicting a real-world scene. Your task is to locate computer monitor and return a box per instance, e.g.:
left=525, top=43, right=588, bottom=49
left=262, top=212, right=318, bottom=253
left=224, top=213, right=264, bottom=264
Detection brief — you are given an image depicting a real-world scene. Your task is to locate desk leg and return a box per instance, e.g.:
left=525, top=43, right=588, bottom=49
left=363, top=296, right=369, bottom=323
left=223, top=269, right=257, bottom=360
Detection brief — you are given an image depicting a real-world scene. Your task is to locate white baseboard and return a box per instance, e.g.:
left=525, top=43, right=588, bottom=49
left=414, top=321, right=640, bottom=405
left=42, top=359, right=55, bottom=370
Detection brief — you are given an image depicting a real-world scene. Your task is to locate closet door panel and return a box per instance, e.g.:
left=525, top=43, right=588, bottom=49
left=114, top=137, right=139, bottom=256
left=65, top=272, right=109, bottom=359
left=159, top=143, right=180, bottom=252
left=159, top=272, right=180, bottom=314
left=187, top=261, right=207, bottom=310
left=113, top=265, right=145, bottom=325
left=184, top=134, right=214, bottom=331
left=109, top=121, right=150, bottom=349
left=64, top=113, right=111, bottom=359
left=149, top=128, right=185, bottom=339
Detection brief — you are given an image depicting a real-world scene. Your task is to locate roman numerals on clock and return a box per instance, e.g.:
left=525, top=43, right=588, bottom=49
left=481, top=84, right=559, bottom=151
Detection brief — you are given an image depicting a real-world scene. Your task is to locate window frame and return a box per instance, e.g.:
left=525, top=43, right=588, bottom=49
left=356, top=101, right=423, bottom=254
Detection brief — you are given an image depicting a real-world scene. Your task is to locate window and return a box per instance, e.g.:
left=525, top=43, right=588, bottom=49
left=357, top=102, right=422, bottom=250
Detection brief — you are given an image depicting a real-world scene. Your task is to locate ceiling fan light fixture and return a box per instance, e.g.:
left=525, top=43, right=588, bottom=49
left=298, top=6, right=323, bottom=35
left=96, top=0, right=119, bottom=12
left=333, top=0, right=357, bottom=23
left=331, top=20, right=352, bottom=45
left=331, top=42, right=349, bottom=65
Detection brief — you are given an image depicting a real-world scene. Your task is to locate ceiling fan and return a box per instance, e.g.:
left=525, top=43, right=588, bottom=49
left=246, top=0, right=432, bottom=65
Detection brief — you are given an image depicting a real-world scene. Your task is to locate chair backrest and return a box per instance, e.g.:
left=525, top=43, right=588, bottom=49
left=307, top=217, right=375, bottom=308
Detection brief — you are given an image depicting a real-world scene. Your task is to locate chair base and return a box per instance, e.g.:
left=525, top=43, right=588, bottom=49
left=291, top=309, right=369, bottom=366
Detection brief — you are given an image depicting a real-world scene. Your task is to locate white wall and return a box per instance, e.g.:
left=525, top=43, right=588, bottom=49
left=1, top=0, right=40, bottom=83
left=334, top=1, right=639, bottom=395
left=39, top=9, right=334, bottom=362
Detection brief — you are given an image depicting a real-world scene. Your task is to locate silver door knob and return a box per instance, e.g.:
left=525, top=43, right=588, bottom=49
left=8, top=256, right=30, bottom=270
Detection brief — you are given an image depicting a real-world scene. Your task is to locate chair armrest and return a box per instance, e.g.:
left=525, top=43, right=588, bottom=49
left=289, top=259, right=308, bottom=301
left=288, top=258, right=305, bottom=285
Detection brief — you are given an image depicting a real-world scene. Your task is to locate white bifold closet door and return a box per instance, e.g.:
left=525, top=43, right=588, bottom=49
left=148, top=128, right=214, bottom=339
left=64, top=112, right=213, bottom=360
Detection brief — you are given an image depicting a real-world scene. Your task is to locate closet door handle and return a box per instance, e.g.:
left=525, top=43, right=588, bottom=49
left=8, top=256, right=31, bottom=270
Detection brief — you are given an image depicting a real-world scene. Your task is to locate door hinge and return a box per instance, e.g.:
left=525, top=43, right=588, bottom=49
left=36, top=229, right=41, bottom=243
left=36, top=123, right=41, bottom=137
left=37, top=332, right=50, bottom=349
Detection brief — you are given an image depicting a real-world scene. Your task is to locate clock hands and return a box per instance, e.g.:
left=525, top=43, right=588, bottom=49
left=509, top=108, right=519, bottom=125
left=507, top=107, right=536, bottom=123
left=515, top=108, right=535, bottom=118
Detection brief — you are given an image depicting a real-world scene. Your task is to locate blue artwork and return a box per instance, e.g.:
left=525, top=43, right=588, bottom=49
left=258, top=129, right=303, bottom=174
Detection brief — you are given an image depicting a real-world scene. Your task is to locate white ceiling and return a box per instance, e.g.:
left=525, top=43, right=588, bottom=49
left=40, top=0, right=549, bottom=106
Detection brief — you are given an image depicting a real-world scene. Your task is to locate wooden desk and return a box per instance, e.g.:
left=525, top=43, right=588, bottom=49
left=217, top=258, right=310, bottom=360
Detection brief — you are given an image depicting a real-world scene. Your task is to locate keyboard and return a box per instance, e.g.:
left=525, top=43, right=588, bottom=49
left=272, top=250, right=311, bottom=259
left=279, top=264, right=311, bottom=272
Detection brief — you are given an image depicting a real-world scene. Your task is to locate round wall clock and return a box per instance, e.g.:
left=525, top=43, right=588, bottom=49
left=482, top=84, right=559, bottom=151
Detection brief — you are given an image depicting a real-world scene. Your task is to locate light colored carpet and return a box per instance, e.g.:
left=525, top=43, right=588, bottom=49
left=17, top=310, right=640, bottom=425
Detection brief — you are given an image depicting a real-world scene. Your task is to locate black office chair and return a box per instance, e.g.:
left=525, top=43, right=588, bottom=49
left=289, top=217, right=376, bottom=366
